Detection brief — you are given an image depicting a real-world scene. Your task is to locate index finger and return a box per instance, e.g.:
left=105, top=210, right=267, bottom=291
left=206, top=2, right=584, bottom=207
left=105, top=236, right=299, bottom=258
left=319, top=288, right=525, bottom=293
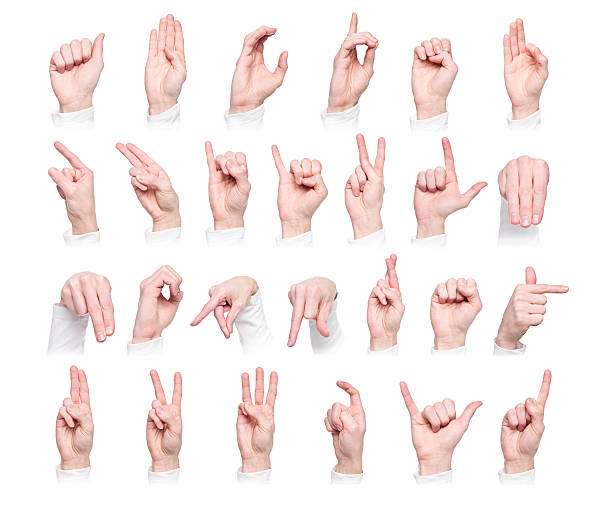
left=441, top=137, right=456, bottom=181
left=172, top=372, right=182, bottom=407
left=55, top=141, right=87, bottom=170
left=126, top=143, right=155, bottom=167
left=150, top=370, right=167, bottom=404
left=190, top=294, right=220, bottom=326
left=288, top=290, right=305, bottom=347
left=399, top=381, right=419, bottom=416
left=385, top=254, right=399, bottom=289
left=116, top=142, right=145, bottom=170
left=242, top=26, right=276, bottom=55
left=337, top=380, right=363, bottom=410
left=537, top=369, right=551, bottom=407
left=356, top=134, right=370, bottom=169
left=241, top=372, right=252, bottom=404
left=348, top=12, right=358, bottom=35
left=529, top=284, right=569, bottom=294
left=70, top=365, right=80, bottom=403
left=79, top=369, right=90, bottom=405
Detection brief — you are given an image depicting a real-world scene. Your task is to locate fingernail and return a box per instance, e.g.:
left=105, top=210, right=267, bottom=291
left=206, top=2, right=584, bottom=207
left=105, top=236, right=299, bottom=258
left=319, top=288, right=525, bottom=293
left=521, top=216, right=530, bottom=227
left=532, top=214, right=540, bottom=224
left=227, top=160, right=233, bottom=168
left=96, top=333, right=106, bottom=342
left=511, top=213, right=519, bottom=224
left=434, top=46, right=441, bottom=53
left=106, top=326, right=113, bottom=335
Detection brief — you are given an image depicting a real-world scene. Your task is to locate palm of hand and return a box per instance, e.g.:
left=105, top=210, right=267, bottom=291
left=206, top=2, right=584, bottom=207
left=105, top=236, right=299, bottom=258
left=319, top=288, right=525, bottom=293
left=331, top=53, right=371, bottom=104
left=279, top=181, right=322, bottom=222
left=505, top=54, right=544, bottom=106
left=412, top=60, right=452, bottom=104
left=56, top=404, right=93, bottom=461
left=411, top=415, right=463, bottom=460
left=234, top=55, right=280, bottom=105
left=135, top=294, right=177, bottom=340
left=414, top=180, right=463, bottom=220
left=368, top=298, right=402, bottom=339
left=346, top=178, right=383, bottom=220
left=430, top=302, right=474, bottom=338
left=501, top=422, right=540, bottom=462
left=336, top=410, right=366, bottom=458
left=147, top=404, right=182, bottom=460
left=237, top=405, right=274, bottom=459
left=210, top=177, right=248, bottom=220
left=146, top=53, right=185, bottom=105
left=51, top=64, right=100, bottom=104
left=136, top=170, right=177, bottom=220
left=63, top=169, right=94, bottom=215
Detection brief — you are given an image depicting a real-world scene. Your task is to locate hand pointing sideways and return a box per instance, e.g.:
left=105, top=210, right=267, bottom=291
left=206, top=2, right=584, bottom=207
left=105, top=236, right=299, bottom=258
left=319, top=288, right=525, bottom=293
left=288, top=277, right=337, bottom=347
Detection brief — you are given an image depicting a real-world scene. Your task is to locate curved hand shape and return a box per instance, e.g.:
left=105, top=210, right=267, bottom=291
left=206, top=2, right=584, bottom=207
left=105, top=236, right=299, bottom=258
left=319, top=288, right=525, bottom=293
left=56, top=366, right=93, bottom=470
left=327, top=13, right=378, bottom=113
left=116, top=142, right=180, bottom=231
left=229, top=27, right=288, bottom=114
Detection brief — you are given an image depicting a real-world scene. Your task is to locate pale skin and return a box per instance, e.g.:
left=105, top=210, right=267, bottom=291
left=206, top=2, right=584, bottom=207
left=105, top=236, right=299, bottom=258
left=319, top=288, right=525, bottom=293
left=327, top=13, right=378, bottom=113
left=496, top=267, right=568, bottom=350
left=50, top=34, right=104, bottom=113
left=324, top=381, right=366, bottom=475
left=133, top=265, right=183, bottom=345
left=400, top=383, right=482, bottom=476
left=412, top=37, right=458, bottom=119
left=414, top=137, right=487, bottom=238
left=48, top=142, right=98, bottom=236
left=345, top=134, right=385, bottom=239
left=499, top=156, right=549, bottom=227
left=56, top=366, right=93, bottom=470
left=368, top=254, right=405, bottom=351
left=147, top=370, right=182, bottom=472
left=145, top=14, right=186, bottom=115
left=272, top=145, right=328, bottom=239
left=59, top=272, right=114, bottom=342
left=205, top=141, right=251, bottom=230
left=190, top=276, right=259, bottom=338
left=287, top=277, right=337, bottom=347
left=237, top=368, right=278, bottom=472
left=430, top=278, right=482, bottom=350
left=229, top=27, right=288, bottom=114
left=115, top=142, right=181, bottom=231
left=504, top=18, right=548, bottom=120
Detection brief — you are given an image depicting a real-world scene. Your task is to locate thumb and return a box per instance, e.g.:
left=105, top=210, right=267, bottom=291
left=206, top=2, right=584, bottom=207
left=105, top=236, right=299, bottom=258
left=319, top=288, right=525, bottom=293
left=525, top=266, right=537, bottom=285
left=457, top=401, right=482, bottom=428
left=525, top=398, right=545, bottom=431
left=225, top=303, right=243, bottom=336
left=274, top=51, right=288, bottom=81
left=428, top=51, right=455, bottom=69
left=92, top=33, right=105, bottom=61
left=316, top=303, right=332, bottom=337
left=339, top=411, right=358, bottom=432
left=462, top=181, right=487, bottom=206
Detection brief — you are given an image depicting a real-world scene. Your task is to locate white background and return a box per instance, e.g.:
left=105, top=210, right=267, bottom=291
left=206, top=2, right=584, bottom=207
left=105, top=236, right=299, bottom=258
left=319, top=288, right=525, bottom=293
left=0, top=0, right=608, bottom=503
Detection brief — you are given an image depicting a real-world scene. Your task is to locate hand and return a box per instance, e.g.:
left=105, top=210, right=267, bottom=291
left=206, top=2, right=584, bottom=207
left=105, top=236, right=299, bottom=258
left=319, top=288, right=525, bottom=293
left=324, top=381, right=366, bottom=474
left=503, top=18, right=548, bottom=120
left=56, top=366, right=93, bottom=470
left=496, top=267, right=568, bottom=350
left=400, top=383, right=482, bottom=476
left=229, top=27, right=288, bottom=114
left=145, top=14, right=186, bottom=115
left=237, top=367, right=278, bottom=472
left=412, top=38, right=457, bottom=119
left=368, top=254, right=405, bottom=351
left=501, top=370, right=551, bottom=473
left=287, top=277, right=337, bottom=347
left=499, top=156, right=549, bottom=227
left=133, top=265, right=183, bottom=344
left=147, top=370, right=182, bottom=472
left=272, top=145, right=328, bottom=238
left=59, top=272, right=114, bottom=342
left=48, top=142, right=98, bottom=235
left=50, top=34, right=104, bottom=113
left=414, top=137, right=487, bottom=238
left=345, top=134, right=385, bottom=239
left=205, top=141, right=251, bottom=230
left=430, top=278, right=482, bottom=350
left=116, top=142, right=181, bottom=231
left=190, top=276, right=259, bottom=338
left=327, top=13, right=378, bottom=113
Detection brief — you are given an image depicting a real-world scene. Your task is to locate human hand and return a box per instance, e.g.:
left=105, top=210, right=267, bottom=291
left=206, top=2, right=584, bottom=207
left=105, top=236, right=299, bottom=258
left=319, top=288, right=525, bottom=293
left=412, top=38, right=457, bottom=119
left=287, top=277, right=337, bottom=347
left=190, top=276, right=259, bottom=338
left=413, top=137, right=487, bottom=238
left=400, top=383, right=482, bottom=476
left=237, top=367, right=278, bottom=472
left=272, top=145, right=328, bottom=238
left=327, top=13, right=378, bottom=113
left=324, top=381, right=366, bottom=474
left=145, top=14, right=186, bottom=115
left=147, top=370, right=182, bottom=472
left=345, top=134, right=385, bottom=239
left=496, top=267, right=568, bottom=350
left=50, top=34, right=104, bottom=113
left=133, top=265, right=183, bottom=344
left=503, top=19, right=548, bottom=120
left=430, top=278, right=482, bottom=350
left=229, top=27, right=288, bottom=114
left=116, top=142, right=181, bottom=231
left=501, top=370, right=551, bottom=473
left=205, top=141, right=251, bottom=230
left=498, top=156, right=549, bottom=227
left=368, top=254, right=405, bottom=351
left=56, top=366, right=93, bottom=470
left=48, top=142, right=98, bottom=236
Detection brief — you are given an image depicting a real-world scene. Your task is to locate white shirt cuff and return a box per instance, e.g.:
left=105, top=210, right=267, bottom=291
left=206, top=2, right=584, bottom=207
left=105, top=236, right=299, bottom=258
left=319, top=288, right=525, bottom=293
left=127, top=337, right=165, bottom=356
left=498, top=468, right=535, bottom=484
left=63, top=229, right=100, bottom=246
left=276, top=231, right=313, bottom=247
left=48, top=304, right=88, bottom=355
left=147, top=103, right=180, bottom=127
left=148, top=467, right=180, bottom=484
left=368, top=344, right=399, bottom=355
left=236, top=291, right=274, bottom=354
left=310, top=300, right=343, bottom=354
left=348, top=228, right=386, bottom=245
left=498, top=198, right=539, bottom=246
left=414, top=469, right=453, bottom=484
left=320, top=104, right=360, bottom=128
left=507, top=109, right=541, bottom=130
left=52, top=107, right=94, bottom=127
left=494, top=341, right=526, bottom=355
left=411, top=234, right=447, bottom=246
left=331, top=467, right=363, bottom=484
left=145, top=227, right=181, bottom=246
left=431, top=345, right=466, bottom=355
left=410, top=112, right=448, bottom=131
left=225, top=105, right=264, bottom=129
left=206, top=226, right=245, bottom=246
left=237, top=467, right=271, bottom=483
left=56, top=465, right=91, bottom=483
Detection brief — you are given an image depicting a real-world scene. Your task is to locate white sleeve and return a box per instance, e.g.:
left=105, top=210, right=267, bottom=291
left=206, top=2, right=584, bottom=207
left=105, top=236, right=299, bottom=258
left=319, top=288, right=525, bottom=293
left=56, top=466, right=91, bottom=483
left=127, top=337, right=165, bottom=356
left=63, top=229, right=100, bottom=246
left=494, top=341, right=526, bottom=355
left=348, top=229, right=386, bottom=245
left=48, top=305, right=88, bottom=355
left=431, top=346, right=466, bottom=355
left=206, top=227, right=245, bottom=246
left=320, top=104, right=360, bottom=128
left=52, top=107, right=94, bottom=127
left=145, top=227, right=181, bottom=246
left=331, top=468, right=363, bottom=484
left=310, top=301, right=344, bottom=354
left=225, top=105, right=264, bottom=129
left=148, top=467, right=180, bottom=484
left=147, top=103, right=180, bottom=128
left=235, top=291, right=273, bottom=354
left=368, top=344, right=399, bottom=355
left=276, top=231, right=313, bottom=247
left=411, top=234, right=447, bottom=246
left=498, top=468, right=535, bottom=484
left=507, top=110, right=541, bottom=130
left=498, top=198, right=539, bottom=246
left=414, top=470, right=453, bottom=484
left=237, top=467, right=271, bottom=483
left=410, top=112, right=448, bottom=132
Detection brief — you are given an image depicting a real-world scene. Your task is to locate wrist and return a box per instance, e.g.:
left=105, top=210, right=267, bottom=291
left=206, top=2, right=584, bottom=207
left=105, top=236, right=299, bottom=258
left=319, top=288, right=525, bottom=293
left=503, top=457, right=534, bottom=474
left=281, top=219, right=311, bottom=239
left=370, top=334, right=397, bottom=351
left=511, top=101, right=539, bottom=120
left=327, top=98, right=358, bottom=114
left=70, top=216, right=99, bottom=236
left=228, top=100, right=263, bottom=115
left=418, top=456, right=452, bottom=476
left=151, top=455, right=179, bottom=472
left=152, top=213, right=181, bottom=232
left=241, top=454, right=271, bottom=473
left=434, top=333, right=467, bottom=350
left=148, top=99, right=178, bottom=116
left=214, top=215, right=245, bottom=230
left=416, top=217, right=445, bottom=238
left=495, top=329, right=519, bottom=350
left=59, top=96, right=93, bottom=113
left=60, top=455, right=90, bottom=470
left=415, top=100, right=447, bottom=120
left=335, top=457, right=363, bottom=475
left=352, top=213, right=383, bottom=239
